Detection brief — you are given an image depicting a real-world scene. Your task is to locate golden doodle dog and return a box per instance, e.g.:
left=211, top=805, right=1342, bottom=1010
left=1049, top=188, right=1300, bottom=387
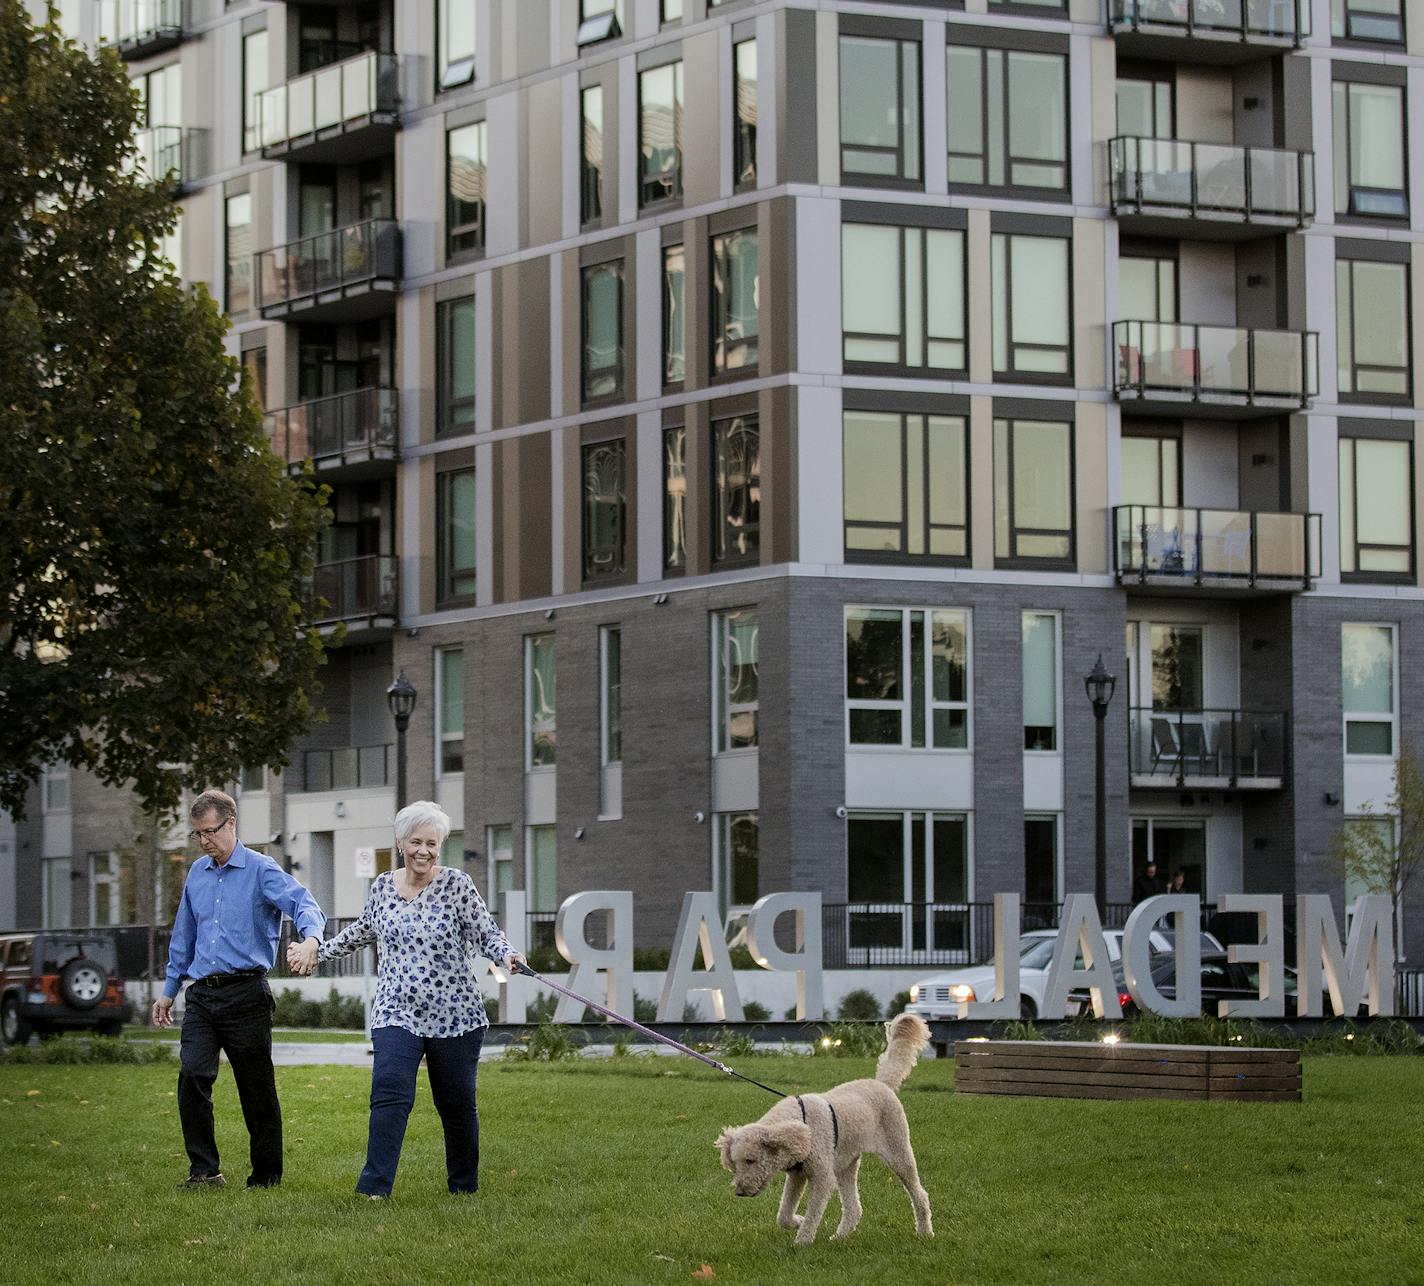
left=715, top=1012, right=933, bottom=1245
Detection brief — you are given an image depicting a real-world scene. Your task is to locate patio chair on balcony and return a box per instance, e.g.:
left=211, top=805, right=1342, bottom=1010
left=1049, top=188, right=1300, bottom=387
left=1145, top=524, right=1188, bottom=575
left=1177, top=721, right=1218, bottom=776
left=1149, top=717, right=1179, bottom=775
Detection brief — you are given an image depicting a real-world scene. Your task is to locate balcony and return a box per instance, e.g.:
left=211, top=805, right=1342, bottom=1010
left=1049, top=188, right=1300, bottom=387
left=132, top=127, right=207, bottom=191
left=1113, top=321, right=1318, bottom=418
left=257, top=220, right=401, bottom=324
left=1115, top=506, right=1320, bottom=593
left=310, top=555, right=398, bottom=634
left=1110, top=138, right=1314, bottom=239
left=1129, top=707, right=1287, bottom=790
left=265, top=387, right=399, bottom=480
left=98, top=0, right=185, bottom=60
left=257, top=50, right=399, bottom=166
left=1108, top=0, right=1309, bottom=63
left=295, top=745, right=392, bottom=793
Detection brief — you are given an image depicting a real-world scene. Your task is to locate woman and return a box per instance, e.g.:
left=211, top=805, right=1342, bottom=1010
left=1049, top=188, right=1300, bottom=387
left=288, top=800, right=525, bottom=1199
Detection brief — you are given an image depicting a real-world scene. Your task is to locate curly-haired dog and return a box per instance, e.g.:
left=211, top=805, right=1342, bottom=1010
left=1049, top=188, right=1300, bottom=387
left=714, top=1012, right=933, bottom=1245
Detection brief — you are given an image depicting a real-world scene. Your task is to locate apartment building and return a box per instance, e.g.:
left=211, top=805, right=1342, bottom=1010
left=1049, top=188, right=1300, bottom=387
left=7, top=0, right=1423, bottom=968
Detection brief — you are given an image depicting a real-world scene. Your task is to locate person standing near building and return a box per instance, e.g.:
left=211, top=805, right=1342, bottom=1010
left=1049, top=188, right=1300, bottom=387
left=1132, top=857, right=1166, bottom=905
left=152, top=788, right=325, bottom=1190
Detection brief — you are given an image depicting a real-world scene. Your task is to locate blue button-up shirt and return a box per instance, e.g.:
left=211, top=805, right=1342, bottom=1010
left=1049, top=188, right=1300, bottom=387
left=163, top=841, right=326, bottom=998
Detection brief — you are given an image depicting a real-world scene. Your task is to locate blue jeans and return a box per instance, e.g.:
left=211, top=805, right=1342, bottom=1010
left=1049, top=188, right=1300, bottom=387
left=358, top=1025, right=486, bottom=1197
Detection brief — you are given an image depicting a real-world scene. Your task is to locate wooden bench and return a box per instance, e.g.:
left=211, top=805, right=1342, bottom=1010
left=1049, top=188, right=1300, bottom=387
left=953, top=1040, right=1301, bottom=1102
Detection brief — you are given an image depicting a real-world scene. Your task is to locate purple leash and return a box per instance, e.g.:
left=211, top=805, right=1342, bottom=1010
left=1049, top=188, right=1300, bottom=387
left=510, top=961, right=789, bottom=1099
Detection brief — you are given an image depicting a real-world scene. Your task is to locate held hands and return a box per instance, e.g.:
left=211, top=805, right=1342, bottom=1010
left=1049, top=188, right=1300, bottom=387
left=286, top=937, right=320, bottom=976
left=151, top=995, right=174, bottom=1028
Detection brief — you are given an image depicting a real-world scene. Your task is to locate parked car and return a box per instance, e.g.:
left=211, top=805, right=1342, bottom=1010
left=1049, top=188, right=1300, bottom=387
left=0, top=932, right=133, bottom=1045
left=1068, top=951, right=1328, bottom=1017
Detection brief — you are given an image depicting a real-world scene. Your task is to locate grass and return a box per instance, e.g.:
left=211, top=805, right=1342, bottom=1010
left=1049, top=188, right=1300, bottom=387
left=2, top=1052, right=1421, bottom=1285
left=122, top=1026, right=369, bottom=1044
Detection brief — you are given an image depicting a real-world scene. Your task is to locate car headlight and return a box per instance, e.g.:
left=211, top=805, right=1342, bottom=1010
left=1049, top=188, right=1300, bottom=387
left=949, top=983, right=975, bottom=1004
left=909, top=985, right=920, bottom=1004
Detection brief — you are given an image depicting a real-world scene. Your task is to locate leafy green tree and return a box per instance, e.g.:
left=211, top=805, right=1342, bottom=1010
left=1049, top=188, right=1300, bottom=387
left=0, top=3, right=327, bottom=818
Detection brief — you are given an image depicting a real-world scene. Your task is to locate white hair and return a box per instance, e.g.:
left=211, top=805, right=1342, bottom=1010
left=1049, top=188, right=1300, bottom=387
left=393, top=800, right=451, bottom=851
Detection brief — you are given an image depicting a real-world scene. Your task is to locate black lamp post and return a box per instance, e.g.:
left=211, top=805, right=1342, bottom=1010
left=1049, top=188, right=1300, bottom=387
left=386, top=670, right=417, bottom=813
left=1084, top=653, right=1117, bottom=916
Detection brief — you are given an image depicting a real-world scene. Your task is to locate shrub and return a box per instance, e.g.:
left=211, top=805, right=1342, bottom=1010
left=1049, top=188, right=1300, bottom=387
left=272, top=987, right=363, bottom=1028
left=632, top=947, right=671, bottom=971
left=502, top=1019, right=580, bottom=1062
left=713, top=1030, right=759, bottom=1059
left=743, top=1000, right=771, bottom=1022
left=483, top=995, right=500, bottom=1024
left=632, top=993, right=658, bottom=1023
left=885, top=990, right=912, bottom=1018
left=809, top=1022, right=885, bottom=1059
left=0, top=1036, right=173, bottom=1065
left=836, top=989, right=883, bottom=1022
left=526, top=992, right=558, bottom=1024
left=524, top=946, right=570, bottom=974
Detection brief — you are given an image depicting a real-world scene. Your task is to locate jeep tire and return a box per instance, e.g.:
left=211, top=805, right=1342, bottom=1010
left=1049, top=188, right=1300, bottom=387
left=59, top=957, right=107, bottom=1011
left=1, top=995, right=32, bottom=1046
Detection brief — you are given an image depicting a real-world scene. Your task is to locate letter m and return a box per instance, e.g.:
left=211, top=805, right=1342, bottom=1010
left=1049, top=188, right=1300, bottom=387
left=1295, top=894, right=1395, bottom=1017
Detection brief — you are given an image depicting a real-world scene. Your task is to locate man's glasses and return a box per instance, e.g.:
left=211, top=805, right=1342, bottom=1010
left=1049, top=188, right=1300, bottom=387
left=189, top=820, right=231, bottom=842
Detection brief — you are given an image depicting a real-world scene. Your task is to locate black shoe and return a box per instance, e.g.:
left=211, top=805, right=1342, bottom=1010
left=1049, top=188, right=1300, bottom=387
left=246, top=1176, right=281, bottom=1189
left=179, top=1173, right=225, bottom=1190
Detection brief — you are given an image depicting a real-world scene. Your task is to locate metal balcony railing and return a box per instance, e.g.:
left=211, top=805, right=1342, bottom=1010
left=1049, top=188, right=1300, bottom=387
left=310, top=554, right=398, bottom=627
left=256, top=219, right=401, bottom=314
left=1110, top=137, right=1314, bottom=224
left=1109, top=0, right=1310, bottom=42
left=1115, top=506, right=1321, bottom=589
left=265, top=387, right=398, bottom=469
left=257, top=50, right=399, bottom=153
left=297, top=745, right=392, bottom=793
left=1113, top=321, right=1318, bottom=406
left=97, top=0, right=184, bottom=56
left=1129, top=707, right=1287, bottom=787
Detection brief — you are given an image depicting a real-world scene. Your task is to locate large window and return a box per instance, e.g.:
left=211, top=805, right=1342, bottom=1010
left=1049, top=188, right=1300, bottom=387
left=711, top=228, right=759, bottom=375
left=438, top=296, right=476, bottom=436
left=446, top=122, right=486, bottom=258
left=1332, top=79, right=1407, bottom=219
left=715, top=812, right=759, bottom=919
left=846, top=813, right=969, bottom=955
left=526, top=635, right=557, bottom=769
left=528, top=826, right=557, bottom=917
left=993, top=418, right=1074, bottom=565
left=1116, top=73, right=1173, bottom=138
left=1120, top=253, right=1177, bottom=322
left=438, top=0, right=477, bottom=90
left=582, top=439, right=627, bottom=581
left=1342, top=623, right=1395, bottom=756
left=225, top=193, right=252, bottom=316
left=1336, top=259, right=1409, bottom=398
left=639, top=61, right=683, bottom=207
left=1022, top=612, right=1059, bottom=751
left=436, top=647, right=464, bottom=775
left=839, top=34, right=921, bottom=184
left=1121, top=431, right=1181, bottom=506
left=712, top=413, right=759, bottom=562
left=138, top=62, right=181, bottom=131
left=580, top=85, right=603, bottom=225
left=582, top=261, right=623, bottom=402
left=663, top=244, right=685, bottom=384
left=1331, top=0, right=1404, bottom=43
left=946, top=45, right=1068, bottom=193
left=845, top=608, right=970, bottom=750
left=600, top=626, right=622, bottom=768
left=1150, top=625, right=1203, bottom=710
left=714, top=609, right=759, bottom=753
left=1024, top=816, right=1060, bottom=907
left=843, top=411, right=967, bottom=560
left=242, top=29, right=267, bottom=153
left=488, top=825, right=514, bottom=901
left=1340, top=437, right=1413, bottom=579
left=992, top=233, right=1071, bottom=380
left=733, top=39, right=757, bottom=189
left=664, top=425, right=687, bottom=570
left=841, top=223, right=965, bottom=373
left=436, top=468, right=477, bottom=602
left=44, top=762, right=71, bottom=813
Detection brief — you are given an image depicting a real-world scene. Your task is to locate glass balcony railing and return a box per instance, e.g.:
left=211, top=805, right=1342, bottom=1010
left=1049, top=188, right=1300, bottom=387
left=1109, top=0, right=1310, bottom=42
left=97, top=0, right=185, bottom=56
left=1111, top=138, right=1314, bottom=224
left=1129, top=707, right=1288, bottom=787
left=1115, top=506, right=1321, bottom=588
left=256, top=219, right=401, bottom=314
left=1114, top=321, right=1318, bottom=406
left=132, top=127, right=204, bottom=187
left=310, top=555, right=398, bottom=627
left=265, top=387, right=398, bottom=470
left=257, top=50, right=398, bottom=153
left=298, top=744, right=392, bottom=793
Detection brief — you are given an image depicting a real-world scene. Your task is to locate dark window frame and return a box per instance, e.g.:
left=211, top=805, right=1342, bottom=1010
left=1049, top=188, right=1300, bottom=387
left=710, top=226, right=759, bottom=379
left=582, top=437, right=628, bottom=583
left=436, top=295, right=476, bottom=437
left=1335, top=255, right=1412, bottom=404
left=712, top=412, right=761, bottom=565
left=1338, top=434, right=1415, bottom=585
left=663, top=423, right=687, bottom=574
left=838, top=31, right=923, bottom=188
left=994, top=415, right=1076, bottom=570
left=638, top=60, right=684, bottom=209
left=1332, top=75, right=1409, bottom=222
left=992, top=230, right=1074, bottom=385
left=224, top=192, right=253, bottom=317
left=436, top=466, right=478, bottom=604
left=581, top=259, right=625, bottom=405
left=241, top=27, right=267, bottom=155
left=1331, top=0, right=1406, bottom=46
left=580, top=84, right=604, bottom=227
left=662, top=243, right=686, bottom=386
left=436, top=0, right=477, bottom=92
left=445, top=120, right=486, bottom=261
left=733, top=37, right=757, bottom=191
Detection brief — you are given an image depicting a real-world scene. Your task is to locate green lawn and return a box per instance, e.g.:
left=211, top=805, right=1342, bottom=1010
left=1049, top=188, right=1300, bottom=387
left=122, top=1026, right=368, bottom=1044
left=2, top=1053, right=1420, bottom=1286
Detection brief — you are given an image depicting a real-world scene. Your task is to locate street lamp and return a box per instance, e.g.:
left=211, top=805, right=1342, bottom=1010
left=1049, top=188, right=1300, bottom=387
left=386, top=670, right=417, bottom=812
left=1084, top=653, right=1117, bottom=917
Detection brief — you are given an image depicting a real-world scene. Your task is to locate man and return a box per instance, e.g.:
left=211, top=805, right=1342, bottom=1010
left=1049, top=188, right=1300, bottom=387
left=153, top=788, right=325, bottom=1190
left=1131, top=858, right=1165, bottom=905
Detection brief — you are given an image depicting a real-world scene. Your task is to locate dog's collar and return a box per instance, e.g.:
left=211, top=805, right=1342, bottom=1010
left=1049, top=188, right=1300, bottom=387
left=794, top=1094, right=839, bottom=1149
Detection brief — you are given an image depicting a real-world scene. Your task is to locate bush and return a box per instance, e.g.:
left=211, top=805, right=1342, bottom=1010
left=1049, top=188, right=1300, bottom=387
left=809, top=1021, right=885, bottom=1059
left=502, top=1019, right=580, bottom=1062
left=632, top=947, right=670, bottom=971
left=712, top=1030, right=759, bottom=1059
left=526, top=992, right=558, bottom=1024
left=836, top=989, right=883, bottom=1022
left=632, top=993, right=658, bottom=1023
left=272, top=987, right=364, bottom=1029
left=885, top=990, right=912, bottom=1018
left=524, top=946, right=570, bottom=974
left=0, top=1035, right=173, bottom=1065
left=743, top=1000, right=771, bottom=1022
left=483, top=995, right=499, bottom=1024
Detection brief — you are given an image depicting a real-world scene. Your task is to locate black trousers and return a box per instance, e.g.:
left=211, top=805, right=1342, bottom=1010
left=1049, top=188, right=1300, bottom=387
left=178, top=976, right=282, bottom=1185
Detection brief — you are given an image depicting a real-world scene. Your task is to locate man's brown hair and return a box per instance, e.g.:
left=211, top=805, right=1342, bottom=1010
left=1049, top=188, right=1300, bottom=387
left=189, top=789, right=237, bottom=824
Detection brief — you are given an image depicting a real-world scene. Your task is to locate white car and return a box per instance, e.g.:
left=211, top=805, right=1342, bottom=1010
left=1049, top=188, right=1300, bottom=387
left=905, top=926, right=1223, bottom=1022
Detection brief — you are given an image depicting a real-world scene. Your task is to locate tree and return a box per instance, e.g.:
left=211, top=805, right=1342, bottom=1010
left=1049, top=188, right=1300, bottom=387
left=0, top=4, right=328, bottom=818
left=1334, top=740, right=1424, bottom=955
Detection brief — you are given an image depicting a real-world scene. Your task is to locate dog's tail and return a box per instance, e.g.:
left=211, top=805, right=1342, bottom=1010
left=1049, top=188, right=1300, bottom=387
left=875, top=1012, right=931, bottom=1092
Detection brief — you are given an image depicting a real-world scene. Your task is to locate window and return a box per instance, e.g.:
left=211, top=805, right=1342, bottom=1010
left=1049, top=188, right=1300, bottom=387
left=437, top=468, right=477, bottom=602
left=662, top=0, right=683, bottom=20
left=446, top=122, right=486, bottom=258
left=225, top=194, right=252, bottom=316
left=488, top=825, right=514, bottom=901
left=663, top=244, right=685, bottom=384
left=1116, top=74, right=1173, bottom=138
left=1131, top=820, right=1205, bottom=896
left=582, top=261, right=624, bottom=402
left=733, top=39, right=757, bottom=189
left=1338, top=623, right=1395, bottom=751
left=582, top=439, right=627, bottom=580
left=138, top=62, right=181, bottom=130
left=714, top=812, right=759, bottom=919
left=1151, top=625, right=1203, bottom=710
left=438, top=0, right=477, bottom=90
left=239, top=764, right=264, bottom=793
left=1024, top=816, right=1060, bottom=908
left=1331, top=0, right=1404, bottom=43
left=843, top=411, right=967, bottom=560
left=438, top=296, right=476, bottom=435
left=993, top=418, right=1074, bottom=564
left=946, top=45, right=1068, bottom=192
left=580, top=86, right=604, bottom=225
left=1023, top=612, right=1059, bottom=751
left=600, top=626, right=622, bottom=767
left=714, top=609, right=759, bottom=753
left=841, top=223, right=965, bottom=372
left=578, top=0, right=622, bottom=46
left=242, top=347, right=267, bottom=411
left=242, top=29, right=268, bottom=153
left=846, top=812, right=969, bottom=955
left=44, top=763, right=71, bottom=812
left=441, top=831, right=465, bottom=871
left=89, top=852, right=121, bottom=927
left=1340, top=438, right=1413, bottom=578
left=839, top=35, right=920, bottom=184
left=664, top=425, right=687, bottom=570
left=437, top=647, right=464, bottom=775
left=639, top=62, right=683, bottom=206
left=1336, top=259, right=1409, bottom=398
left=1120, top=253, right=1177, bottom=322
left=526, top=634, right=556, bottom=768
left=527, top=826, right=557, bottom=915
left=845, top=608, right=970, bottom=749
left=1332, top=80, right=1407, bottom=219
left=992, top=233, right=1072, bottom=379
left=712, top=413, right=760, bottom=562
left=711, top=228, right=758, bottom=374
left=42, top=858, right=72, bottom=930
left=1121, top=431, right=1181, bottom=507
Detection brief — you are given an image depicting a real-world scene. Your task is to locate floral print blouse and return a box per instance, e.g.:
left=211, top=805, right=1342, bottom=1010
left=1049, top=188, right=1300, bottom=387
left=317, top=867, right=512, bottom=1038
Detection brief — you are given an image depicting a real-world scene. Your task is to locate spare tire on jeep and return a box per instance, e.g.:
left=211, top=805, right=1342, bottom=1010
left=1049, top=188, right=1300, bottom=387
left=59, top=957, right=107, bottom=1011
